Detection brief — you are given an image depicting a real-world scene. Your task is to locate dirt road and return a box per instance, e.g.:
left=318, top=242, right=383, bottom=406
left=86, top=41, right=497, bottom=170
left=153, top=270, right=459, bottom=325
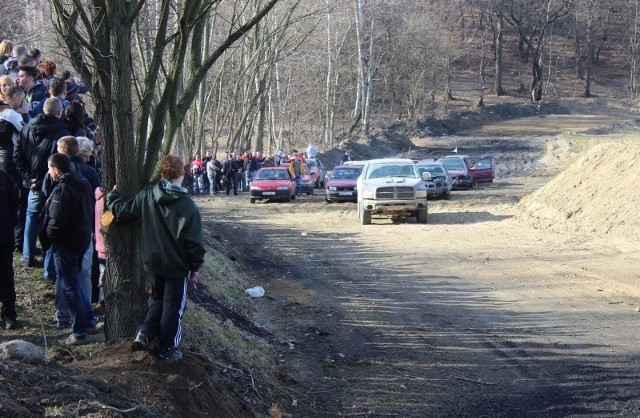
left=198, top=114, right=640, bottom=416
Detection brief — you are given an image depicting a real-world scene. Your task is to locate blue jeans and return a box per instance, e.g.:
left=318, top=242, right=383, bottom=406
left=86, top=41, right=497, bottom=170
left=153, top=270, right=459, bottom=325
left=55, top=240, right=93, bottom=324
left=44, top=247, right=56, bottom=281
left=192, top=175, right=203, bottom=194
left=53, top=244, right=95, bottom=337
left=295, top=175, right=301, bottom=195
left=22, top=190, right=44, bottom=262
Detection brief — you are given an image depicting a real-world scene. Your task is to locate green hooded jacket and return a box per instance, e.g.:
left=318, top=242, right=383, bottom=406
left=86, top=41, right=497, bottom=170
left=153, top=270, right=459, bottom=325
left=107, top=180, right=205, bottom=278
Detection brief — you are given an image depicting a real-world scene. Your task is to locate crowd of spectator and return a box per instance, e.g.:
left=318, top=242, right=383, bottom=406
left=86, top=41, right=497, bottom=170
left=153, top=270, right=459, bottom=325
left=0, top=39, right=102, bottom=345
left=185, top=146, right=325, bottom=197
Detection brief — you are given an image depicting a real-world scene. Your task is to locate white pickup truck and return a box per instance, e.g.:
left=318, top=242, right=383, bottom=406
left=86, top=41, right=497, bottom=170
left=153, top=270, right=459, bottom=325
left=356, top=158, right=430, bottom=225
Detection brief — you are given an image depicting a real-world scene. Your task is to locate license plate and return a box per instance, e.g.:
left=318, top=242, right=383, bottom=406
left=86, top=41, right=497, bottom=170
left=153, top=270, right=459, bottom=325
left=381, top=205, right=411, bottom=212
left=338, top=191, right=353, bottom=196
left=262, top=191, right=276, bottom=196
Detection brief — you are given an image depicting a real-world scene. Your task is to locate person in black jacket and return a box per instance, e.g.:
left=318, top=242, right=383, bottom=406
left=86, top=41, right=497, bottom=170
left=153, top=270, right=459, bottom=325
left=107, top=155, right=204, bottom=361
left=221, top=153, right=238, bottom=196
left=41, top=136, right=100, bottom=328
left=14, top=98, right=70, bottom=266
left=0, top=86, right=28, bottom=252
left=0, top=169, right=17, bottom=329
left=41, top=153, right=97, bottom=346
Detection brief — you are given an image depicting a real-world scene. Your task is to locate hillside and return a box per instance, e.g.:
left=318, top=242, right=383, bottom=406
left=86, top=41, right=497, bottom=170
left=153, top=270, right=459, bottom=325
left=517, top=137, right=640, bottom=243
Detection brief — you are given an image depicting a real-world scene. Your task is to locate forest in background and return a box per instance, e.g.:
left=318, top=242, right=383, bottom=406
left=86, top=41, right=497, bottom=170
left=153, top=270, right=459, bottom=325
left=1, top=0, right=637, bottom=159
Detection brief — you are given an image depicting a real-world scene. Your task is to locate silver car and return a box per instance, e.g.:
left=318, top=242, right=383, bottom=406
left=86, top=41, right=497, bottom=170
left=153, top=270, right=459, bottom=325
left=415, top=160, right=453, bottom=200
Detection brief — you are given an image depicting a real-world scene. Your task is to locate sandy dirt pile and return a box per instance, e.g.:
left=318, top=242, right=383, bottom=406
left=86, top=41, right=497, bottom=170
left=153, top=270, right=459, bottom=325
left=517, top=138, right=640, bottom=242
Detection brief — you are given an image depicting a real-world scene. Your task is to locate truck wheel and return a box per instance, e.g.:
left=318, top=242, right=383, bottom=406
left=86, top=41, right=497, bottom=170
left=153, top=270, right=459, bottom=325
left=360, top=203, right=371, bottom=225
left=417, top=207, right=428, bottom=224
left=250, top=198, right=256, bottom=204
left=286, top=193, right=292, bottom=202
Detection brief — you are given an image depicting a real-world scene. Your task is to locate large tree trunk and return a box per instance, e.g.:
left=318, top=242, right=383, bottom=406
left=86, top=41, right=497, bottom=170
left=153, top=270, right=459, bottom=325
left=102, top=2, right=148, bottom=340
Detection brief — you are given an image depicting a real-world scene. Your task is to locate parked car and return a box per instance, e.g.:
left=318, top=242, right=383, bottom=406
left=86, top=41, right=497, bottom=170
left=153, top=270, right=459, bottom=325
left=356, top=158, right=430, bottom=225
left=438, top=155, right=474, bottom=189
left=415, top=160, right=453, bottom=200
left=249, top=167, right=296, bottom=203
left=325, top=165, right=363, bottom=202
left=469, top=155, right=495, bottom=183
left=306, top=158, right=326, bottom=188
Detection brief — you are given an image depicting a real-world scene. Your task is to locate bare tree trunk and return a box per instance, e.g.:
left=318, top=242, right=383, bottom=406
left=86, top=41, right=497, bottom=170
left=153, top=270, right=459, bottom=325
left=584, top=4, right=593, bottom=97
left=574, top=7, right=583, bottom=79
left=352, top=0, right=364, bottom=131
left=631, top=0, right=640, bottom=99
left=363, top=0, right=376, bottom=136
left=494, top=14, right=505, bottom=96
left=477, top=12, right=488, bottom=108
left=323, top=0, right=333, bottom=147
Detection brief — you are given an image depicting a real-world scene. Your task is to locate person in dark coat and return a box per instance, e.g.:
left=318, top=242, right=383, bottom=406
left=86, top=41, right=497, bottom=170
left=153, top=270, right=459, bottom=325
left=13, top=98, right=70, bottom=266
left=40, top=153, right=97, bottom=345
left=221, top=153, right=238, bottom=196
left=0, top=169, right=17, bottom=329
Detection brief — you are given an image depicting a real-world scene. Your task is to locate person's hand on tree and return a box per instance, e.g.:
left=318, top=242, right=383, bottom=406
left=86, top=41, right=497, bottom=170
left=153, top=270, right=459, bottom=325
left=188, top=271, right=199, bottom=285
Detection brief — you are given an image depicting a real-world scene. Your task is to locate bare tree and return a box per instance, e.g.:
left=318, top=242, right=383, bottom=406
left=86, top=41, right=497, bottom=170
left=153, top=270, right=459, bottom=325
left=629, top=0, right=640, bottom=99
left=505, top=0, right=572, bottom=101
left=52, top=0, right=280, bottom=340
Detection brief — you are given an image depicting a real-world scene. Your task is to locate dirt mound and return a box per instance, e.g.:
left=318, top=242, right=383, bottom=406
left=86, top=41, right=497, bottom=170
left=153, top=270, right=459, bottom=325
left=0, top=342, right=253, bottom=417
left=517, top=139, right=640, bottom=242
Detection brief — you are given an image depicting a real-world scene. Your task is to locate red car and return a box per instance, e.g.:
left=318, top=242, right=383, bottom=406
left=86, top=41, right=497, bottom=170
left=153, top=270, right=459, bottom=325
left=249, top=167, right=296, bottom=203
left=325, top=165, right=363, bottom=202
left=469, top=156, right=495, bottom=183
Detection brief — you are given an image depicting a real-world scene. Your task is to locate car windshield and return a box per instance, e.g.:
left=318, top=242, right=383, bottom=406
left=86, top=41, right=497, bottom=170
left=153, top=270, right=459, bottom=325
left=255, top=170, right=288, bottom=180
left=440, top=159, right=466, bottom=170
left=417, top=166, right=445, bottom=176
left=331, top=168, right=362, bottom=179
left=366, top=163, right=417, bottom=179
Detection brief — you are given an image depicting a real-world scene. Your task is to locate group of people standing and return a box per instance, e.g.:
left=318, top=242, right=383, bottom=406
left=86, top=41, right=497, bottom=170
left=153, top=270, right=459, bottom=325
left=188, top=150, right=268, bottom=196
left=0, top=40, right=203, bottom=360
left=0, top=39, right=101, bottom=343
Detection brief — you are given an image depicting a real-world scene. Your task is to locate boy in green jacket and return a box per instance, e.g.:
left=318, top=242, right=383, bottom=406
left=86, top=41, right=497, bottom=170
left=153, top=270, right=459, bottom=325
left=107, top=155, right=205, bottom=360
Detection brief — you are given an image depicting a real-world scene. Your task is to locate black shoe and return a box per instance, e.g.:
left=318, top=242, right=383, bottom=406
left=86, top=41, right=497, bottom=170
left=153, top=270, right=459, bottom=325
left=21, top=259, right=40, bottom=268
left=158, top=348, right=182, bottom=361
left=133, top=331, right=153, bottom=351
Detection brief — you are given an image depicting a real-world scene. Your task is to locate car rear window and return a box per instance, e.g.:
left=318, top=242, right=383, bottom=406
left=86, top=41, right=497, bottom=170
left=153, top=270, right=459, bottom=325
left=332, top=168, right=362, bottom=179
left=441, top=159, right=465, bottom=170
